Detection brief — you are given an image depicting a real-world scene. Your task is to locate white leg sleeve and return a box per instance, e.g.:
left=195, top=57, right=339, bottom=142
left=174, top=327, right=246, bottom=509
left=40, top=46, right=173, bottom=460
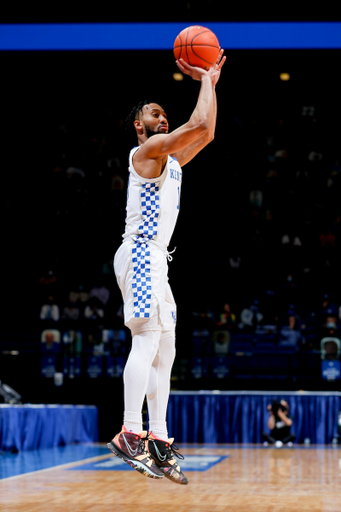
left=123, top=317, right=161, bottom=434
left=147, top=330, right=176, bottom=439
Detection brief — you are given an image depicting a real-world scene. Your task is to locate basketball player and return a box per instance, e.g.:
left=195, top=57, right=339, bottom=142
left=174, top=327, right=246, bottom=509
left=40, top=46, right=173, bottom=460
left=108, top=50, right=226, bottom=485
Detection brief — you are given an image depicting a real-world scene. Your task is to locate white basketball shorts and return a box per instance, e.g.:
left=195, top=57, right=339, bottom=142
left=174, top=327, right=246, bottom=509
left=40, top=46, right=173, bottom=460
left=114, top=239, right=177, bottom=333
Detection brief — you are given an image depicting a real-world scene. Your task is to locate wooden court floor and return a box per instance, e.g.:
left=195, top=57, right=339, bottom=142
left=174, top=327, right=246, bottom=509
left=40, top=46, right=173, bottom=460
left=1, top=444, right=341, bottom=512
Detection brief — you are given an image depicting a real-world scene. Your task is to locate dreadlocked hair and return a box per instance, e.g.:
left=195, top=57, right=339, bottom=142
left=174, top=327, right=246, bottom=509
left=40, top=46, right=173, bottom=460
left=124, top=100, right=165, bottom=133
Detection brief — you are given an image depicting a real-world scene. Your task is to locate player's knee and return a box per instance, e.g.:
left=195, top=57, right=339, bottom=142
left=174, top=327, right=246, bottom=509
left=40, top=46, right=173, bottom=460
left=159, top=331, right=176, bottom=365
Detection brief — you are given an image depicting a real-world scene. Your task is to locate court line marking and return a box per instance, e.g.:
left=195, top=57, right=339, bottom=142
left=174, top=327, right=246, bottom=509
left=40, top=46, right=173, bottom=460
left=0, top=453, right=112, bottom=482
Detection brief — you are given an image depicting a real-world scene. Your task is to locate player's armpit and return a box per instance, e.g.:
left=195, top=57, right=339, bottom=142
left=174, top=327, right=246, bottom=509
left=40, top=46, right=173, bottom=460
left=170, top=131, right=214, bottom=167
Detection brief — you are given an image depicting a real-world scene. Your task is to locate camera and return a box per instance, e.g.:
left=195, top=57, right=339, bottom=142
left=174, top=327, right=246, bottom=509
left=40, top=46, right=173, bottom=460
left=271, top=400, right=287, bottom=415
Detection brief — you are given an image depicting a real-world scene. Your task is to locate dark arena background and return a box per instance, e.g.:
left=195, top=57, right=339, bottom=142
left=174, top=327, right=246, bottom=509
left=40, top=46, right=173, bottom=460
left=1, top=5, right=341, bottom=511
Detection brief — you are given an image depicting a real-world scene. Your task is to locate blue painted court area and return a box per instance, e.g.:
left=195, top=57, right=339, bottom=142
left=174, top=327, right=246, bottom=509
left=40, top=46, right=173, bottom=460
left=2, top=442, right=338, bottom=480
left=68, top=454, right=228, bottom=472
left=0, top=444, right=108, bottom=480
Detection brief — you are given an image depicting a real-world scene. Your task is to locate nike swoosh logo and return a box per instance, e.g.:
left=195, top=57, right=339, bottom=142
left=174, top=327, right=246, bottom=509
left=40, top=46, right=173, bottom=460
left=122, top=433, right=138, bottom=456
left=152, top=441, right=167, bottom=462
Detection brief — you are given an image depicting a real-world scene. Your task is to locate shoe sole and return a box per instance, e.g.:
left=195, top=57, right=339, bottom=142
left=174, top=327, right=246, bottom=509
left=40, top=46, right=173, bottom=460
left=162, top=470, right=189, bottom=485
left=107, top=442, right=163, bottom=479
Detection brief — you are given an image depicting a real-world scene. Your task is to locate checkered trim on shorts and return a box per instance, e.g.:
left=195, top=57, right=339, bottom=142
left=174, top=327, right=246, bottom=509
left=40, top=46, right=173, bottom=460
left=132, top=242, right=152, bottom=318
left=138, top=182, right=160, bottom=239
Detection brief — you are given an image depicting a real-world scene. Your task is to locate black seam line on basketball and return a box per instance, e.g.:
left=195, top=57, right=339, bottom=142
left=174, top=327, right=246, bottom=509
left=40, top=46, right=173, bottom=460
left=190, top=46, right=216, bottom=65
left=185, top=27, right=191, bottom=66
left=191, top=28, right=218, bottom=64
left=174, top=44, right=219, bottom=49
left=178, top=32, right=183, bottom=60
left=191, top=29, right=218, bottom=65
left=191, top=29, right=212, bottom=43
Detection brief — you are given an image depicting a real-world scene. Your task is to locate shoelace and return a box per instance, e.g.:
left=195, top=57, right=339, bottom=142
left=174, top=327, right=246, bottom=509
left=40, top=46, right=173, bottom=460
left=139, top=437, right=150, bottom=456
left=147, top=433, right=185, bottom=461
left=168, top=442, right=185, bottom=461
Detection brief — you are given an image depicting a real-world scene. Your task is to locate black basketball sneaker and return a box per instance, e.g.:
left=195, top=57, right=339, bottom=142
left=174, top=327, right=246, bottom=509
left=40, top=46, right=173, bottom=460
left=147, top=432, right=189, bottom=485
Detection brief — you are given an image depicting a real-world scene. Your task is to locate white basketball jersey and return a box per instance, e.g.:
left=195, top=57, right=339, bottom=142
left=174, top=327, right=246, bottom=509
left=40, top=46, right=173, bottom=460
left=123, top=146, right=182, bottom=249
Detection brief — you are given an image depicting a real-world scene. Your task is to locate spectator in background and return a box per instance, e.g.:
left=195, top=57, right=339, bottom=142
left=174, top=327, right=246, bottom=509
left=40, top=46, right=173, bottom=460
left=239, top=300, right=264, bottom=332
left=216, top=303, right=236, bottom=331
left=61, top=297, right=80, bottom=321
left=85, top=331, right=105, bottom=354
left=213, top=331, right=230, bottom=355
left=41, top=329, right=61, bottom=352
left=40, top=295, right=60, bottom=322
left=84, top=297, right=105, bottom=320
left=69, top=285, right=89, bottom=305
left=62, top=329, right=83, bottom=354
left=279, top=313, right=301, bottom=347
left=89, top=279, right=110, bottom=306
left=320, top=314, right=341, bottom=340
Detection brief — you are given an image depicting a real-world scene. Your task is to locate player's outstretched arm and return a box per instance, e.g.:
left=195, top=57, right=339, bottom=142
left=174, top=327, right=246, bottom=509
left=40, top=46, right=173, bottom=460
left=171, top=50, right=226, bottom=166
left=138, top=66, right=214, bottom=161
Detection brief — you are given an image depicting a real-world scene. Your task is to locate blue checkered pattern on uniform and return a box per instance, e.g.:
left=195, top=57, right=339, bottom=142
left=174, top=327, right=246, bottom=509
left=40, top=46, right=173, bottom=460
left=131, top=182, right=160, bottom=318
left=132, top=243, right=152, bottom=318
left=138, top=182, right=160, bottom=239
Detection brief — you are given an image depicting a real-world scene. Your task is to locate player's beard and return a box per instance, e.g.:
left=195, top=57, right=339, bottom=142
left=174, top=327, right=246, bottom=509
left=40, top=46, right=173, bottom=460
left=144, top=123, right=166, bottom=138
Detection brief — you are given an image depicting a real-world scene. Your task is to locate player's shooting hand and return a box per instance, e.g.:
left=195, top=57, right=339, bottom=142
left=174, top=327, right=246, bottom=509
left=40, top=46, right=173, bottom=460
left=208, top=49, right=226, bottom=86
left=176, top=59, right=210, bottom=81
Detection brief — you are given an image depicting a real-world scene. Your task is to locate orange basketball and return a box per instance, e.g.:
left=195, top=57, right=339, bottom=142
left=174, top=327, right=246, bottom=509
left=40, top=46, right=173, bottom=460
left=173, top=26, right=220, bottom=71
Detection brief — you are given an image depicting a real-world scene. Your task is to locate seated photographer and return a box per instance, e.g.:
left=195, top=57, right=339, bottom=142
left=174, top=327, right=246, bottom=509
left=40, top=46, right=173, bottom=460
left=263, top=400, right=295, bottom=447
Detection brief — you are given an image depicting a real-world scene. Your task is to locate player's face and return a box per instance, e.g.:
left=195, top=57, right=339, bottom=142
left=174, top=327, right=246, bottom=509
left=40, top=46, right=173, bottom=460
left=141, top=103, right=169, bottom=138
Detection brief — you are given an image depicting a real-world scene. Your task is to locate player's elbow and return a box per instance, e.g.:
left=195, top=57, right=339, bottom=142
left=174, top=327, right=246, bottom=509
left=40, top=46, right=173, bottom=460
left=199, top=119, right=210, bottom=132
left=192, top=117, right=210, bottom=134
left=208, top=131, right=215, bottom=143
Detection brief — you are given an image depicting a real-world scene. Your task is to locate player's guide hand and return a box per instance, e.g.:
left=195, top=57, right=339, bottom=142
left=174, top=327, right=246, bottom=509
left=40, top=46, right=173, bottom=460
left=175, top=59, right=210, bottom=81
left=176, top=49, right=226, bottom=85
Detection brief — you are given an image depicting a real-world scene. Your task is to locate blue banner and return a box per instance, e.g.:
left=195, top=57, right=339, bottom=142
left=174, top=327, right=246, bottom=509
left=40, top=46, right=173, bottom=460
left=1, top=22, right=341, bottom=51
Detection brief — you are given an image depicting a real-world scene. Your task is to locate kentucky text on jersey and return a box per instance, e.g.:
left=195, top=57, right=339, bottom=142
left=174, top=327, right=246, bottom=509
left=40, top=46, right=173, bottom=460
left=169, top=168, right=182, bottom=182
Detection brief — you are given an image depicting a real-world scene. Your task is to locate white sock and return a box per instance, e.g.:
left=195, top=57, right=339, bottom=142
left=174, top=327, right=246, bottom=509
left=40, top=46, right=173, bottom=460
left=149, top=420, right=168, bottom=440
left=123, top=411, right=143, bottom=434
